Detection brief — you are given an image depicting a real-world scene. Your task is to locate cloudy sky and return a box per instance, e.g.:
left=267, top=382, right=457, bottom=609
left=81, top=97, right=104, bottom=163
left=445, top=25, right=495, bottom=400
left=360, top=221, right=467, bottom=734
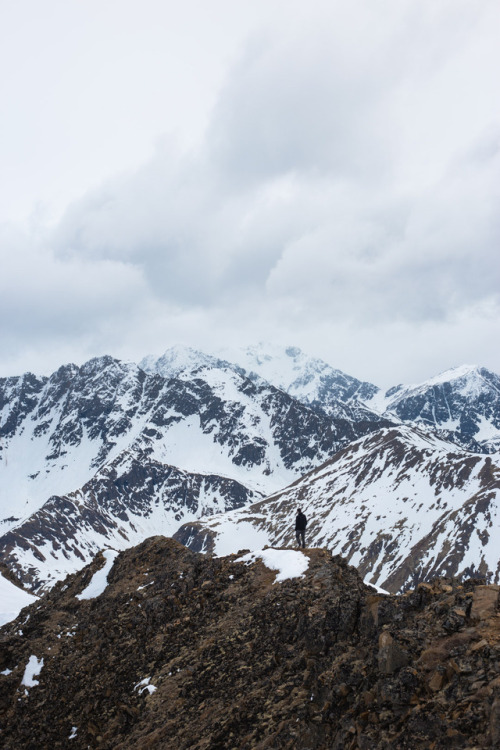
left=1, top=0, right=499, bottom=387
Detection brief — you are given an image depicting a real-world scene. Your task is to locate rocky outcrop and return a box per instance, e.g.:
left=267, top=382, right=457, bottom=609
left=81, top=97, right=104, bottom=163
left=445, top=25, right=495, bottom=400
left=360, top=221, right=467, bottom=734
left=1, top=537, right=500, bottom=748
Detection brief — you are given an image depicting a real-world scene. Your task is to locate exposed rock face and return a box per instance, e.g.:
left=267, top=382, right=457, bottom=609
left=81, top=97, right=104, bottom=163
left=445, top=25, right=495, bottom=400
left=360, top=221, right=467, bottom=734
left=0, top=456, right=258, bottom=593
left=371, top=365, right=500, bottom=454
left=174, top=425, right=500, bottom=593
left=1, top=537, right=500, bottom=749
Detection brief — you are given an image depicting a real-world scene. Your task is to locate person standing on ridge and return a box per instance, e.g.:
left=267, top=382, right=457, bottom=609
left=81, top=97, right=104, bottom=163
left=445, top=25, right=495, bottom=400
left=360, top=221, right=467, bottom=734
left=295, top=508, right=307, bottom=549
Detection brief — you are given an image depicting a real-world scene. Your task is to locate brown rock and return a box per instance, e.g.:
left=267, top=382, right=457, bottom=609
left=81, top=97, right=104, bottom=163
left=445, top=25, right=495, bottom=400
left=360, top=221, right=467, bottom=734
left=428, top=670, right=445, bottom=692
left=378, top=631, right=409, bottom=674
left=491, top=697, right=500, bottom=746
left=0, top=538, right=499, bottom=750
left=470, top=585, right=499, bottom=621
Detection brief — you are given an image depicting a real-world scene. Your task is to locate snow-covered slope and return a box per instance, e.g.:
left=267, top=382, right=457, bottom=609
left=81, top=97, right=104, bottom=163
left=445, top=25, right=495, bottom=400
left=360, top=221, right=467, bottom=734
left=0, top=572, right=38, bottom=626
left=0, top=357, right=149, bottom=530
left=139, top=345, right=241, bottom=381
left=1, top=355, right=390, bottom=590
left=174, top=425, right=500, bottom=593
left=368, top=365, right=500, bottom=453
left=0, top=452, right=260, bottom=593
left=220, top=343, right=380, bottom=421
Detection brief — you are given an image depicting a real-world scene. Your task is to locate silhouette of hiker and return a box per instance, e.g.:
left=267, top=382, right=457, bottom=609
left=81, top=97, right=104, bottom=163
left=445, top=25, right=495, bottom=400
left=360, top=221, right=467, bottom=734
left=295, top=508, right=307, bottom=549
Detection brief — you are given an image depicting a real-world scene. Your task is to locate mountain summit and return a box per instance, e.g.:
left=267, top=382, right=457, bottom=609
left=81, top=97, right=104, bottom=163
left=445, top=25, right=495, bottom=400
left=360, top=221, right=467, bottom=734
left=371, top=364, right=500, bottom=453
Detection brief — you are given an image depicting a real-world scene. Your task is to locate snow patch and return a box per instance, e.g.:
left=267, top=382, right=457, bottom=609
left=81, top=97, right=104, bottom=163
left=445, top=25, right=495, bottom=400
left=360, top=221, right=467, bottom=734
left=0, top=573, right=38, bottom=627
left=21, top=655, right=44, bottom=687
left=134, top=676, right=157, bottom=695
left=76, top=550, right=118, bottom=600
left=236, top=548, right=310, bottom=582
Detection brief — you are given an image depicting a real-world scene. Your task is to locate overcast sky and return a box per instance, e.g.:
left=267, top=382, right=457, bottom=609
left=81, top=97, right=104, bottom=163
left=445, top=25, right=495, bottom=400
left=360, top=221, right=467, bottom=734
left=1, top=0, right=499, bottom=387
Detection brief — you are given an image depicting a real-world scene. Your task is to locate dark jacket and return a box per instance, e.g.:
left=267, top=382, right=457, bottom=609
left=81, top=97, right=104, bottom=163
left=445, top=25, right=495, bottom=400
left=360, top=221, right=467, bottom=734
left=295, top=512, right=307, bottom=531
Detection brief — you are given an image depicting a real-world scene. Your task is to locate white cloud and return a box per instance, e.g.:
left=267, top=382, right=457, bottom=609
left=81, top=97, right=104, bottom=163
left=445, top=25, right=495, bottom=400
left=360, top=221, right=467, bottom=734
left=0, top=0, right=499, bottom=383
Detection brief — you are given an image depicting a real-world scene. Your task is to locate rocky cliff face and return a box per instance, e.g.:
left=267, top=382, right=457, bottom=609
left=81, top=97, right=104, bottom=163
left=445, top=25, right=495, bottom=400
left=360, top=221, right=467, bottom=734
left=370, top=365, right=500, bottom=454
left=1, top=537, right=500, bottom=749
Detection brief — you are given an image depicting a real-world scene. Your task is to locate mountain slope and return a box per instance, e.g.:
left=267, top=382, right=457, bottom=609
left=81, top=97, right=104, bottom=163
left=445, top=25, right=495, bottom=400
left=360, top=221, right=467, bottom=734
left=0, top=452, right=258, bottom=593
left=369, top=365, right=500, bottom=453
left=174, top=425, right=500, bottom=593
left=220, top=342, right=381, bottom=420
left=1, top=355, right=391, bottom=591
left=1, top=537, right=499, bottom=749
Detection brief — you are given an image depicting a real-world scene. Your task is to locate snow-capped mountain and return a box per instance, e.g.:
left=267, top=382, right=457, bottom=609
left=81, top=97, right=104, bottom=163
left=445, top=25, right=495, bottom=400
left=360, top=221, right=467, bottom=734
left=214, top=345, right=500, bottom=453
left=369, top=364, right=500, bottom=453
left=2, top=345, right=499, bottom=594
left=174, top=424, right=500, bottom=593
left=0, top=452, right=259, bottom=592
left=220, top=342, right=380, bottom=421
left=1, top=354, right=389, bottom=590
left=139, top=345, right=242, bottom=381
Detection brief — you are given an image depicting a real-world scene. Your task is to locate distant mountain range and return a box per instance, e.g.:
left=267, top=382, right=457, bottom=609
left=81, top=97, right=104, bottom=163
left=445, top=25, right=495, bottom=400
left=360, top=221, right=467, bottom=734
left=142, top=343, right=500, bottom=452
left=1, top=343, right=499, bottom=594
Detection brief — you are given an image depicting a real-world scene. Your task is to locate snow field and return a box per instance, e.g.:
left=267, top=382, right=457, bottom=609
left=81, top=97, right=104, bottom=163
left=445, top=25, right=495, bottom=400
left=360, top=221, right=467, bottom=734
left=236, top=548, right=310, bottom=582
left=0, top=573, right=38, bottom=626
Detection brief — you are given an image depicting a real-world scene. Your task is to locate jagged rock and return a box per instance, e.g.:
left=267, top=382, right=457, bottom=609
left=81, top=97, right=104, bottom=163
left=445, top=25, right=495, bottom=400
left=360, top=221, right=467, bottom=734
left=1, top=537, right=499, bottom=748
left=471, top=586, right=499, bottom=622
left=377, top=631, right=409, bottom=674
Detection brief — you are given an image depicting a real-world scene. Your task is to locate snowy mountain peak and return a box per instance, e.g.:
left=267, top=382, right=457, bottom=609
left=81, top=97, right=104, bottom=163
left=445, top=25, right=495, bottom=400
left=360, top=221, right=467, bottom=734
left=367, top=363, right=500, bottom=453
left=217, top=342, right=381, bottom=422
left=139, top=345, right=235, bottom=380
left=425, top=363, right=480, bottom=386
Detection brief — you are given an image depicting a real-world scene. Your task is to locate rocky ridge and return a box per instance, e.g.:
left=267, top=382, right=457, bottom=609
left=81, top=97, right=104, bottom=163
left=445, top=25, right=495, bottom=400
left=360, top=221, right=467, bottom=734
left=173, top=425, right=500, bottom=592
left=371, top=365, right=500, bottom=454
left=1, top=537, right=500, bottom=749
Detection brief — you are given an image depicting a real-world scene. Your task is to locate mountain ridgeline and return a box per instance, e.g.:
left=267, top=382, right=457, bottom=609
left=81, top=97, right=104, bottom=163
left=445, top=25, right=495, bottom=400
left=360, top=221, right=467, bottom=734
left=1, top=538, right=500, bottom=749
left=0, top=343, right=499, bottom=595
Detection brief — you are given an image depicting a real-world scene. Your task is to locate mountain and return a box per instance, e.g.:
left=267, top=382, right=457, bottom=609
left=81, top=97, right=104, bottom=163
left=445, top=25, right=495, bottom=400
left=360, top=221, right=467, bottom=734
left=216, top=346, right=500, bottom=453
left=0, top=454, right=257, bottom=593
left=174, top=425, right=500, bottom=593
left=368, top=365, right=500, bottom=453
left=1, top=536, right=499, bottom=749
left=139, top=344, right=242, bottom=381
left=219, top=342, right=381, bottom=420
left=2, top=346, right=499, bottom=596
left=1, top=355, right=389, bottom=592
